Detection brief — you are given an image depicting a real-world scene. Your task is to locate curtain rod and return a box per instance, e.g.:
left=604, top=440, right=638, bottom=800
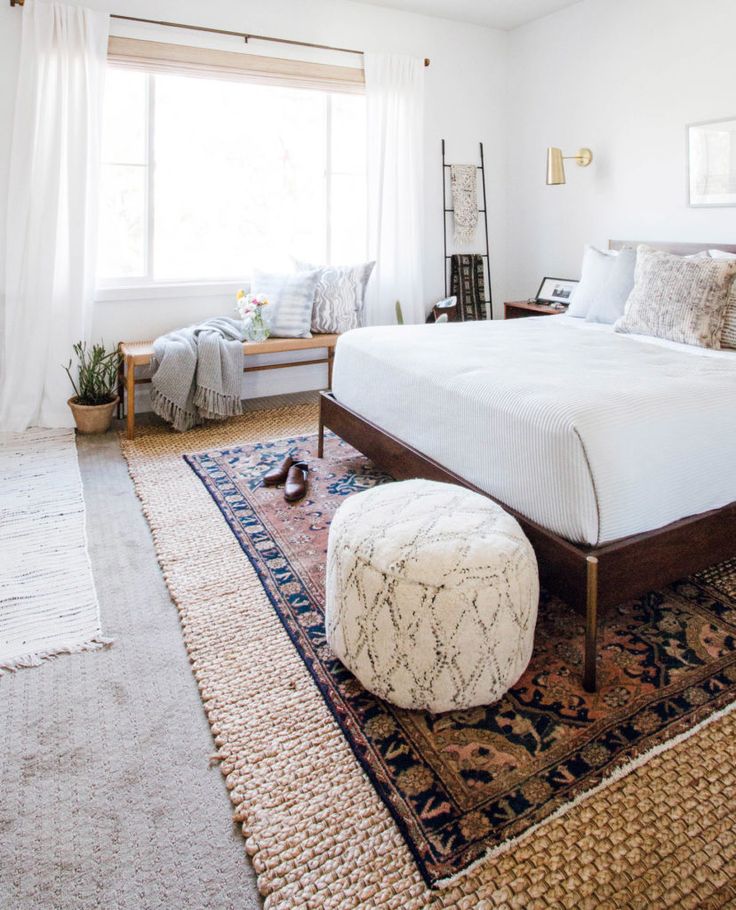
left=8, top=1, right=431, bottom=67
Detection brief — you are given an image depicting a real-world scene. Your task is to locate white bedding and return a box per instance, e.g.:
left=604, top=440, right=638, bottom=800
left=331, top=316, right=736, bottom=545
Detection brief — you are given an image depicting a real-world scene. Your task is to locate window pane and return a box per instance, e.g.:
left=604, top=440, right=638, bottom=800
left=98, top=68, right=147, bottom=280
left=330, top=93, right=367, bottom=263
left=331, top=174, right=367, bottom=265
left=153, top=75, right=328, bottom=280
left=331, top=93, right=366, bottom=176
left=101, top=68, right=147, bottom=164
left=97, top=165, right=146, bottom=278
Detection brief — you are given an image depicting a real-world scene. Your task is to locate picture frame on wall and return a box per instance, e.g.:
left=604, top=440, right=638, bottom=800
left=688, top=117, right=736, bottom=207
left=535, top=276, right=579, bottom=306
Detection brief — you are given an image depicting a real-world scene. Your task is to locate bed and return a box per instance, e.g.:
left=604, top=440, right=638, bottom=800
left=318, top=240, right=736, bottom=692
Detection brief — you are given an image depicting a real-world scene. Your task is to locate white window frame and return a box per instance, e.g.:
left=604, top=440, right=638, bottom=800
left=96, top=59, right=367, bottom=301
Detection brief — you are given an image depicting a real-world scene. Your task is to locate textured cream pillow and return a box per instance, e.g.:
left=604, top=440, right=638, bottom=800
left=614, top=246, right=736, bottom=348
left=720, top=284, right=736, bottom=350
left=709, top=249, right=736, bottom=349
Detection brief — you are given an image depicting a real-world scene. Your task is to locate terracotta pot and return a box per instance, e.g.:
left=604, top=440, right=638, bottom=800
left=67, top=396, right=119, bottom=434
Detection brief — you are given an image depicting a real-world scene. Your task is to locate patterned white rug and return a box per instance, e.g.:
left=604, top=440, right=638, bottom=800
left=0, top=429, right=110, bottom=671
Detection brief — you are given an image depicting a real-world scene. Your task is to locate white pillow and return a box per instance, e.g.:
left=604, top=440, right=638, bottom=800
left=251, top=269, right=320, bottom=338
left=585, top=247, right=637, bottom=324
left=566, top=246, right=619, bottom=318
left=710, top=249, right=736, bottom=349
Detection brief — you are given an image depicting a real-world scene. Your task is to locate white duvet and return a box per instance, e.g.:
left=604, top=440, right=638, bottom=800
left=331, top=316, right=736, bottom=546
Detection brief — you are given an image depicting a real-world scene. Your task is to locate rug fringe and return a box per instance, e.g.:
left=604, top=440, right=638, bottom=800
left=0, top=637, right=114, bottom=675
left=434, top=696, right=736, bottom=890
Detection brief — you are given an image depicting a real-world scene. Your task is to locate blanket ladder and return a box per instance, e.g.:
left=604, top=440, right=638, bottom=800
left=442, top=139, right=493, bottom=319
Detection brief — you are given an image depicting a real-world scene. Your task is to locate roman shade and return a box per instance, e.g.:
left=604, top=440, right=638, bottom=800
left=107, top=36, right=365, bottom=93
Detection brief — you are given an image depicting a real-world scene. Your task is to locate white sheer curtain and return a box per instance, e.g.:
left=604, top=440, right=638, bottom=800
left=364, top=53, right=425, bottom=326
left=0, top=0, right=109, bottom=431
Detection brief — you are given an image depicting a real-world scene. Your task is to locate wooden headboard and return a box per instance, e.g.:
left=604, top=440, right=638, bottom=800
left=609, top=239, right=736, bottom=255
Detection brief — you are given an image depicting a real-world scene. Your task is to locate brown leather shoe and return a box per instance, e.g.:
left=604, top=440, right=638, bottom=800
left=263, top=453, right=296, bottom=487
left=284, top=461, right=308, bottom=503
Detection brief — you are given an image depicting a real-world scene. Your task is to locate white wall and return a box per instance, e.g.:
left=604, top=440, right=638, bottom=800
left=0, top=0, right=507, bottom=398
left=505, top=0, right=736, bottom=300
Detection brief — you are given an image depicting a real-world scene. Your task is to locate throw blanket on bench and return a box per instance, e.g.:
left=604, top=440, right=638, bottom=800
left=151, top=317, right=246, bottom=432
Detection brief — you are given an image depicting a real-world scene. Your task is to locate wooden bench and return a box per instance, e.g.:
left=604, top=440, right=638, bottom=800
left=117, top=334, right=339, bottom=439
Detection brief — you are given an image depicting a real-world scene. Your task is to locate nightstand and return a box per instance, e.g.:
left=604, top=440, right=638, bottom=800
left=504, top=300, right=566, bottom=319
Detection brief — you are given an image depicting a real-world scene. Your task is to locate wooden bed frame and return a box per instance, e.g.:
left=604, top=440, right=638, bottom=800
left=317, top=240, right=736, bottom=693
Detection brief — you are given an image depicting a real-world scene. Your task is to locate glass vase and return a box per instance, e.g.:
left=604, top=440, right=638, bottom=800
left=244, top=311, right=271, bottom=343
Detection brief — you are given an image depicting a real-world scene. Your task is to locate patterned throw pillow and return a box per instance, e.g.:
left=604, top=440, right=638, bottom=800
left=709, top=249, right=736, bottom=349
left=614, top=246, right=736, bottom=348
left=296, top=260, right=376, bottom=334
left=721, top=285, right=736, bottom=349
left=251, top=269, right=320, bottom=339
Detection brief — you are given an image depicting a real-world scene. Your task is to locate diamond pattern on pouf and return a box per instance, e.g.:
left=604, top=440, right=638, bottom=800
left=325, top=479, right=539, bottom=713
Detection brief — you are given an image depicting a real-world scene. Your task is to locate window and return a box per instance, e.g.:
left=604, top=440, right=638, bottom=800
left=97, top=66, right=367, bottom=287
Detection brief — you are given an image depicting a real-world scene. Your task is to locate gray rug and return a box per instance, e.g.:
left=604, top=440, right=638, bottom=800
left=0, top=407, right=286, bottom=909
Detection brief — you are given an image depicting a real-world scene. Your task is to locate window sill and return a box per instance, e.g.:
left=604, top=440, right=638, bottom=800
left=95, top=281, right=245, bottom=302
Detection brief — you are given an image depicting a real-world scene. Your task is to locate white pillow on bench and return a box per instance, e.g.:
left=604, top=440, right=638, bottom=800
left=251, top=269, right=321, bottom=338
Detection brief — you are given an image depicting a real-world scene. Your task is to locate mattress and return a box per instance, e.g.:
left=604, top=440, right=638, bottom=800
left=331, top=316, right=736, bottom=546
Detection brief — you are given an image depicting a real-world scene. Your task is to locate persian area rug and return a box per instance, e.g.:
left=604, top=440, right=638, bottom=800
left=0, top=429, right=110, bottom=672
left=123, top=407, right=736, bottom=909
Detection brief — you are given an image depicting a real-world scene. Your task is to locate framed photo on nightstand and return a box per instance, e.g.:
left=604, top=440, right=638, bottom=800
left=535, top=276, right=579, bottom=306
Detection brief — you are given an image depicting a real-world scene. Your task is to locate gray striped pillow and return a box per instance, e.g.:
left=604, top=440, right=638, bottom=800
left=614, top=246, right=736, bottom=348
left=296, top=260, right=375, bottom=334
left=251, top=269, right=320, bottom=338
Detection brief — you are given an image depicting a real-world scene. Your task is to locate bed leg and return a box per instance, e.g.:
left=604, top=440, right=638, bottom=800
left=317, top=410, right=325, bottom=459
left=583, top=556, right=599, bottom=693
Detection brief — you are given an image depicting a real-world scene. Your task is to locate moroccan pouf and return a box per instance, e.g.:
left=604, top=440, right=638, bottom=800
left=325, top=479, right=539, bottom=713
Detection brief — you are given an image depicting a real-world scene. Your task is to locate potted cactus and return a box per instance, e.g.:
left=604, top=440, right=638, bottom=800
left=64, top=341, right=121, bottom=434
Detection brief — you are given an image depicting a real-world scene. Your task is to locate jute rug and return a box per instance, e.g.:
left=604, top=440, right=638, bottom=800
left=123, top=404, right=736, bottom=909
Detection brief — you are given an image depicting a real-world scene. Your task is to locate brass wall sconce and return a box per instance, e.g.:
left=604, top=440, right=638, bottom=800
left=546, top=147, right=593, bottom=185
